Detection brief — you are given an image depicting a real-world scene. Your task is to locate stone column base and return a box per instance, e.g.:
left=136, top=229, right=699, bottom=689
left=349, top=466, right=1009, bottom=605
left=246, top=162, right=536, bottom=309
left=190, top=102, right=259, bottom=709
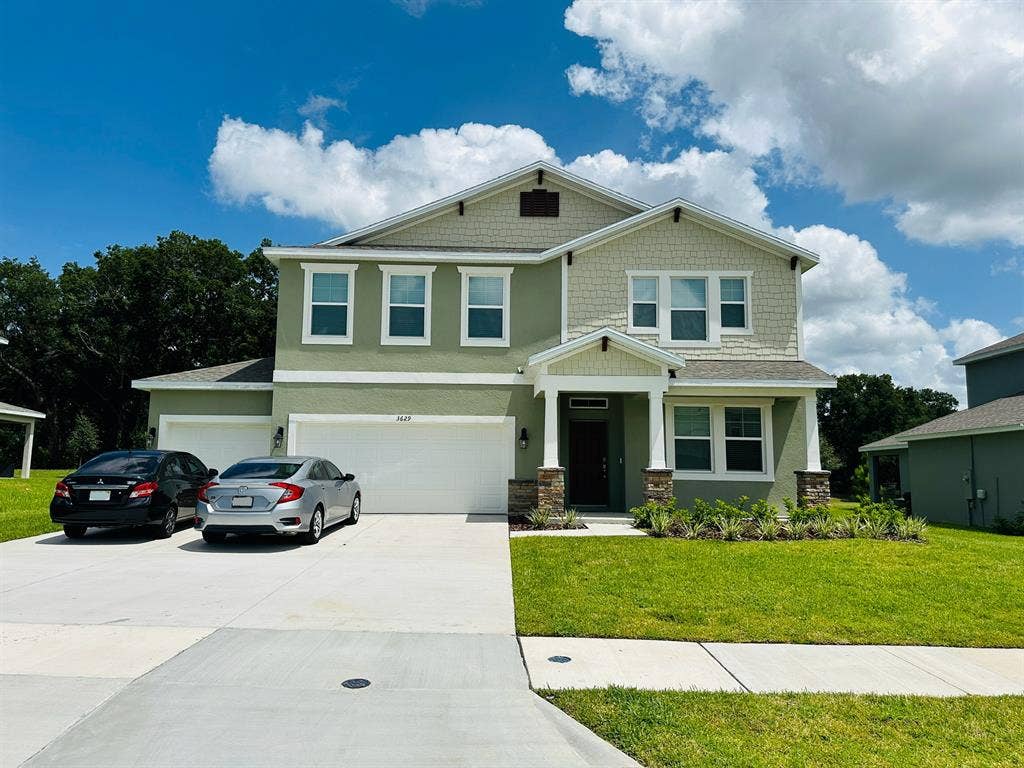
left=507, top=479, right=538, bottom=516
left=642, top=468, right=674, bottom=504
left=795, top=470, right=831, bottom=508
left=536, top=467, right=565, bottom=516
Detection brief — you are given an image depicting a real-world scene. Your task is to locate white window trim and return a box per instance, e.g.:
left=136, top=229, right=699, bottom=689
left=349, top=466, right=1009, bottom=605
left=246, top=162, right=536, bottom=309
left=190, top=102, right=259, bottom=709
left=301, top=262, right=358, bottom=345
left=457, top=266, right=513, bottom=347
left=627, top=275, right=660, bottom=334
left=719, top=274, right=753, bottom=336
left=380, top=265, right=435, bottom=346
left=665, top=397, right=775, bottom=481
left=626, top=270, right=753, bottom=348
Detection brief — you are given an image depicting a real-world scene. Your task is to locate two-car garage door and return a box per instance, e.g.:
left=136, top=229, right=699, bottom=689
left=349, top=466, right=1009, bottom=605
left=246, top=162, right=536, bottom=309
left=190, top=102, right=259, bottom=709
left=291, top=417, right=515, bottom=515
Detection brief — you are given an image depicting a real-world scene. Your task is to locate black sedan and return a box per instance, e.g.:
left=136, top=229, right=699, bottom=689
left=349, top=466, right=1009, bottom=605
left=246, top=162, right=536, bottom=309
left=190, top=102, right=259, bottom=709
left=50, top=450, right=216, bottom=539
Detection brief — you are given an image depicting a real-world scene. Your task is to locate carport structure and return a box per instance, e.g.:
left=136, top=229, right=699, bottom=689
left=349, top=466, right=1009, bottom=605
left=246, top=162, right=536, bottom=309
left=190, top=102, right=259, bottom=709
left=0, top=335, right=46, bottom=479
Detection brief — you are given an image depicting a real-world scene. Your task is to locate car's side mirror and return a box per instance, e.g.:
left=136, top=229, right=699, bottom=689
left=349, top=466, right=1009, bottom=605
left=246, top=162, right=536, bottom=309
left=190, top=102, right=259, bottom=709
left=343, top=473, right=355, bottom=482
left=207, top=468, right=219, bottom=478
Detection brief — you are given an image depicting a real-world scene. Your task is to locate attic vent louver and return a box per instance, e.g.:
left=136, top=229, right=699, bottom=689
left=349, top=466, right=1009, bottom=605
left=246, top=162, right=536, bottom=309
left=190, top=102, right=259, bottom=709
left=520, top=189, right=559, bottom=217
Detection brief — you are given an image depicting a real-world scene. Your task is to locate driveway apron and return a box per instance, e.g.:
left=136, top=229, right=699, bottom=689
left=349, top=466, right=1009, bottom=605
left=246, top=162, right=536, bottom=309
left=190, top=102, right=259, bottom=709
left=1, top=516, right=636, bottom=767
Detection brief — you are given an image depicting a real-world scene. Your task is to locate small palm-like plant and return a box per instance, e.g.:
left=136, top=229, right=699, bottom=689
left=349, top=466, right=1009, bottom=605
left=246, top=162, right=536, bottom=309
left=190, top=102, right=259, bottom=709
left=834, top=517, right=856, bottom=538
left=648, top=508, right=672, bottom=537
left=756, top=516, right=783, bottom=541
left=716, top=516, right=745, bottom=541
left=809, top=515, right=837, bottom=539
left=527, top=506, right=552, bottom=529
left=787, top=519, right=812, bottom=539
left=859, top=515, right=889, bottom=539
left=895, top=515, right=928, bottom=541
left=681, top=519, right=709, bottom=539
left=561, top=507, right=581, bottom=529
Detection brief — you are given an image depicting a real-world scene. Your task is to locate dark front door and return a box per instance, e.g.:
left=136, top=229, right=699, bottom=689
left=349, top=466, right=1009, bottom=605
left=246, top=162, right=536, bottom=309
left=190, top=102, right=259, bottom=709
left=569, top=420, right=609, bottom=506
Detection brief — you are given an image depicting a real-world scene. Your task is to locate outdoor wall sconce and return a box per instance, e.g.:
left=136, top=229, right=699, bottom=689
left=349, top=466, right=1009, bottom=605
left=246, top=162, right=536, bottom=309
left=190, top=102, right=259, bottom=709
left=146, top=427, right=156, bottom=447
left=519, top=427, right=529, bottom=450
left=273, top=426, right=284, bottom=450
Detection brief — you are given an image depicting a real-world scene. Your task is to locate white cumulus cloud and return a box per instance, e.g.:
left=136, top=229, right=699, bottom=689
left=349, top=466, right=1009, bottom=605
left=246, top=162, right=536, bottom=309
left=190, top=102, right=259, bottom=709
left=564, top=0, right=1024, bottom=246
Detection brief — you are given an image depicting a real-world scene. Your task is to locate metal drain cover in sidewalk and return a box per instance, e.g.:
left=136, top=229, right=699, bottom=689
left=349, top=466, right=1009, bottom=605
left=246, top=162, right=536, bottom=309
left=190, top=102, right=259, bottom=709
left=341, top=678, right=371, bottom=689
left=547, top=656, right=572, bottom=664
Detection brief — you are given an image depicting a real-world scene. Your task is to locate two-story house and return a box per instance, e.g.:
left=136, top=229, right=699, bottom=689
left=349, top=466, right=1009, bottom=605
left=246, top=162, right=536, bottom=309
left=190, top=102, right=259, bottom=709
left=860, top=332, right=1024, bottom=527
left=133, top=162, right=836, bottom=516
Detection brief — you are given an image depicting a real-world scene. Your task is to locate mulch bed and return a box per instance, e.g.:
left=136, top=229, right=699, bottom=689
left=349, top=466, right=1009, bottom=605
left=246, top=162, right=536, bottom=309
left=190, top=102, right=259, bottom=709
left=508, top=515, right=588, bottom=532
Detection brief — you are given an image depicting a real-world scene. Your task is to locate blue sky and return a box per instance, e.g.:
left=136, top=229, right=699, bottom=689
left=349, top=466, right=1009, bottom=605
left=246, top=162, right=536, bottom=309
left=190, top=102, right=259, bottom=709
left=2, top=0, right=1021, bottom=399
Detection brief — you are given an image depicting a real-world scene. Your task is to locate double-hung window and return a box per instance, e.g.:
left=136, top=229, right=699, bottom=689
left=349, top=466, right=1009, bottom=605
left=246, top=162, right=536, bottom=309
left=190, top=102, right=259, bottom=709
left=667, top=400, right=774, bottom=480
left=380, top=265, right=435, bottom=345
left=629, top=277, right=658, bottom=331
left=720, top=277, right=750, bottom=332
left=670, top=278, right=708, bottom=341
left=459, top=266, right=512, bottom=347
left=301, top=262, right=357, bottom=344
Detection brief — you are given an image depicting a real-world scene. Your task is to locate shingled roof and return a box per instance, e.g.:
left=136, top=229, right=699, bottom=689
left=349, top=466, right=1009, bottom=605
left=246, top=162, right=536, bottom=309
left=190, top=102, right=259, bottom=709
left=953, top=331, right=1024, bottom=365
left=132, top=358, right=274, bottom=390
left=898, top=394, right=1024, bottom=440
left=672, top=359, right=835, bottom=386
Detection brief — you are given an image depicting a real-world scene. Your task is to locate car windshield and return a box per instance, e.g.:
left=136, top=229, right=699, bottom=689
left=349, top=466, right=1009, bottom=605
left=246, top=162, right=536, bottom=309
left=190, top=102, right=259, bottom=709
left=77, top=453, right=160, bottom=475
left=219, top=462, right=304, bottom=480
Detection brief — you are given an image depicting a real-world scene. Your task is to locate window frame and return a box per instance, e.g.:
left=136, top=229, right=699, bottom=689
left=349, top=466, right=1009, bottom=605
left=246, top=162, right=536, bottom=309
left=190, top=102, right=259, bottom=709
left=719, top=275, right=753, bottom=335
left=379, top=264, right=435, bottom=346
left=625, top=270, right=753, bottom=348
left=665, top=398, right=775, bottom=481
left=301, top=262, right=358, bottom=345
left=627, top=275, right=660, bottom=334
left=672, top=405, right=714, bottom=474
left=458, top=266, right=513, bottom=347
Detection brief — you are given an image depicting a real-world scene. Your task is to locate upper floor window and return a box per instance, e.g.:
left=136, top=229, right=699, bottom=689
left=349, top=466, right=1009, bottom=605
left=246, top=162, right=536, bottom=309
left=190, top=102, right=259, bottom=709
left=459, top=266, right=513, bottom=347
left=519, top=189, right=559, bottom=217
left=301, top=262, right=357, bottom=345
left=625, top=270, right=753, bottom=348
left=380, top=265, right=435, bottom=346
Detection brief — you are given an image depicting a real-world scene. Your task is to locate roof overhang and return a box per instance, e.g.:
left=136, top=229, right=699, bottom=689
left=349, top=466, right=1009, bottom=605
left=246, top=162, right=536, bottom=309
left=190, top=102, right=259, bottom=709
left=0, top=406, right=46, bottom=421
left=953, top=338, right=1024, bottom=366
left=671, top=378, right=837, bottom=391
left=315, top=161, right=649, bottom=247
left=901, top=423, right=1024, bottom=442
left=859, top=440, right=909, bottom=453
left=262, top=247, right=544, bottom=266
left=131, top=380, right=273, bottom=392
left=527, top=327, right=684, bottom=372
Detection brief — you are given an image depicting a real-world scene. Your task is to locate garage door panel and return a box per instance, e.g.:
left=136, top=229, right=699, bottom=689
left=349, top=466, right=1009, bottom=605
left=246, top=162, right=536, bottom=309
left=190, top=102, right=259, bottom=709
left=292, top=419, right=512, bottom=515
left=159, top=419, right=271, bottom=473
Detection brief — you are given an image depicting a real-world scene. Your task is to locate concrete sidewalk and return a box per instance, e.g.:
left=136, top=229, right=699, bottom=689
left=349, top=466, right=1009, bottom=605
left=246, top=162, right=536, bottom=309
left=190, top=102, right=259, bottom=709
left=521, top=637, right=1024, bottom=696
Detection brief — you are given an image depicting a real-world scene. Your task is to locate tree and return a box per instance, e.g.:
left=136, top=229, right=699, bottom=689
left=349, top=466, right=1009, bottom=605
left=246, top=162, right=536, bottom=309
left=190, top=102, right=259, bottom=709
left=818, top=373, right=958, bottom=493
left=67, top=414, right=100, bottom=466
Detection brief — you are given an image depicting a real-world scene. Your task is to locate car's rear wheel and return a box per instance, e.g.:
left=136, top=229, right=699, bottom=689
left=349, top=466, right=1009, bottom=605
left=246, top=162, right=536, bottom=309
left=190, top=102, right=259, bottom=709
left=202, top=530, right=226, bottom=544
left=347, top=495, right=361, bottom=525
left=63, top=524, right=87, bottom=539
left=154, top=504, right=177, bottom=539
left=301, top=507, right=324, bottom=545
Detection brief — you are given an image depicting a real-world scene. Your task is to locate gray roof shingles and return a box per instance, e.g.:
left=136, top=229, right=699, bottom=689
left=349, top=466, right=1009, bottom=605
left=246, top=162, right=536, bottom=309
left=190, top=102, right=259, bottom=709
left=953, top=331, right=1024, bottom=365
left=135, top=357, right=274, bottom=384
left=674, top=359, right=834, bottom=382
left=898, top=394, right=1024, bottom=439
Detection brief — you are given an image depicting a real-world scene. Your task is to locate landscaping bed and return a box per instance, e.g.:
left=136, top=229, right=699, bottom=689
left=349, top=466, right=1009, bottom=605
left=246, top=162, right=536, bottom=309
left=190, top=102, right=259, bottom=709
left=509, top=507, right=587, bottom=532
left=545, top=688, right=1024, bottom=768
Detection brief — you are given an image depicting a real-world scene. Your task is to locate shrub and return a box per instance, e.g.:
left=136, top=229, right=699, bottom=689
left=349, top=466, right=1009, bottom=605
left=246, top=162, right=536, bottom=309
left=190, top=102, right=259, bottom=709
left=809, top=515, right=837, bottom=539
left=834, top=517, right=857, bottom=538
left=787, top=520, right=812, bottom=539
left=562, top=507, right=581, bottom=529
left=630, top=499, right=677, bottom=529
left=735, top=495, right=750, bottom=512
left=992, top=509, right=1024, bottom=536
left=858, top=515, right=889, bottom=539
left=680, top=519, right=708, bottom=539
left=756, top=517, right=784, bottom=541
left=782, top=497, right=798, bottom=519
left=856, top=498, right=905, bottom=531
left=716, top=516, right=745, bottom=541
left=714, top=499, right=745, bottom=521
left=749, top=499, right=778, bottom=522
left=692, top=498, right=716, bottom=524
left=527, top=507, right=552, bottom=529
left=648, top=508, right=672, bottom=537
left=894, top=515, right=928, bottom=541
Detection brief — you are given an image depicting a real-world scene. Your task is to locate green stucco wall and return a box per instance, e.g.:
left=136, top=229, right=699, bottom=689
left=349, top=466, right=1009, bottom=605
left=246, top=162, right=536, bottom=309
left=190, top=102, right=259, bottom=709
left=275, top=258, right=561, bottom=373
left=964, top=350, right=1024, bottom=407
left=147, top=390, right=272, bottom=431
left=908, top=431, right=1024, bottom=526
left=271, top=383, right=544, bottom=478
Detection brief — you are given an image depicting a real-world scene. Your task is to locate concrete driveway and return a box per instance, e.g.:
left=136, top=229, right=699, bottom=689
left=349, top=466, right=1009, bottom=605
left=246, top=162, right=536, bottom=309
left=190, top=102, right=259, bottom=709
left=1, top=516, right=635, bottom=767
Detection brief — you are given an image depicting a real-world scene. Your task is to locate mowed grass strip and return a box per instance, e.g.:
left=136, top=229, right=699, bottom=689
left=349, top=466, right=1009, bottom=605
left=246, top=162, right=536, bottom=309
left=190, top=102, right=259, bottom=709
left=0, top=470, right=69, bottom=542
left=544, top=688, right=1024, bottom=768
left=511, top=526, right=1024, bottom=647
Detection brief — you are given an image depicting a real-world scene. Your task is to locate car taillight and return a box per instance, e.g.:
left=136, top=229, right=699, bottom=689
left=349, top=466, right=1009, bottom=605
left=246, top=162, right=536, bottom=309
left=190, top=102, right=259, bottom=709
left=54, top=481, right=70, bottom=499
left=197, top=482, right=217, bottom=502
left=270, top=482, right=304, bottom=503
left=129, top=481, right=158, bottom=499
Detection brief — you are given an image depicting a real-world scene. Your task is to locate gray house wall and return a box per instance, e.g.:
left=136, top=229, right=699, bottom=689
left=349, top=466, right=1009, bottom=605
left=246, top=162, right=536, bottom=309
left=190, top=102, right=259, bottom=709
left=964, top=349, right=1024, bottom=407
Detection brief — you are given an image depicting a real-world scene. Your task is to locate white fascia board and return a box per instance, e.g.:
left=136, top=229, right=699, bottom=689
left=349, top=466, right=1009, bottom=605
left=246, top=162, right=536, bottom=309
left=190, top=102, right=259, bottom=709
left=858, top=442, right=909, bottom=453
left=901, top=423, right=1024, bottom=442
left=131, top=381, right=274, bottom=391
left=0, top=408, right=46, bottom=421
left=274, top=370, right=526, bottom=385
left=670, top=378, right=837, bottom=390
left=539, top=198, right=822, bottom=269
left=314, top=161, right=648, bottom=247
left=0, top=336, right=8, bottom=345
left=953, top=340, right=1024, bottom=366
left=527, top=327, right=685, bottom=370
left=263, top=247, right=544, bottom=265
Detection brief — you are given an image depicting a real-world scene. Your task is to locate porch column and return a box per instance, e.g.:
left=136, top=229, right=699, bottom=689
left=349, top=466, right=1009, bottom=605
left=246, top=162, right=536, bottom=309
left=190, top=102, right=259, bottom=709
left=647, top=388, right=667, bottom=470
left=805, top=393, right=822, bottom=471
left=542, top=388, right=559, bottom=467
left=21, top=420, right=35, bottom=479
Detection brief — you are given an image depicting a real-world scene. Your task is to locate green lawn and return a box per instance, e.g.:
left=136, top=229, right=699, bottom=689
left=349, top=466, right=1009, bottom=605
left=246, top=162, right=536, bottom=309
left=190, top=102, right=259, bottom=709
left=0, top=469, right=69, bottom=542
left=545, top=689, right=1024, bottom=768
left=511, top=525, right=1024, bottom=647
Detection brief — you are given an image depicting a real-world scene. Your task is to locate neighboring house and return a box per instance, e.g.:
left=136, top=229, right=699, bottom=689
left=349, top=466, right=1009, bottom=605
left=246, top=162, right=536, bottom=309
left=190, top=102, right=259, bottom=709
left=860, top=332, right=1024, bottom=527
left=133, top=162, right=835, bottom=515
left=0, top=334, right=46, bottom=479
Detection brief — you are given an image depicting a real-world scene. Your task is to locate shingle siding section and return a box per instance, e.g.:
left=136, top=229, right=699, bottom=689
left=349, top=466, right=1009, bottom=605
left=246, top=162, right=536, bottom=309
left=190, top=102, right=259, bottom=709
left=365, top=178, right=630, bottom=250
left=566, top=216, right=800, bottom=361
left=549, top=346, right=661, bottom=376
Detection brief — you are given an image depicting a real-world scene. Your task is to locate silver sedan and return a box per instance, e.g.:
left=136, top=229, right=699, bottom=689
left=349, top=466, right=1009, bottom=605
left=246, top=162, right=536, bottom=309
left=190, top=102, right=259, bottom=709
left=195, top=456, right=361, bottom=544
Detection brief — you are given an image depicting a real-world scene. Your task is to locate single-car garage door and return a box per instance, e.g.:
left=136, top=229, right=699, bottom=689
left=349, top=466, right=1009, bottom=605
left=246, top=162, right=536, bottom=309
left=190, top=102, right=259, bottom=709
left=159, top=415, right=272, bottom=473
left=290, top=416, right=515, bottom=515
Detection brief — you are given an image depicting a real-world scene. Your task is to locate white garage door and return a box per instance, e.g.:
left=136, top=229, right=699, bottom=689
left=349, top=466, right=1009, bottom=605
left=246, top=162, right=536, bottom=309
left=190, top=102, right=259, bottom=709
left=291, top=416, right=515, bottom=514
left=159, top=416, right=272, bottom=473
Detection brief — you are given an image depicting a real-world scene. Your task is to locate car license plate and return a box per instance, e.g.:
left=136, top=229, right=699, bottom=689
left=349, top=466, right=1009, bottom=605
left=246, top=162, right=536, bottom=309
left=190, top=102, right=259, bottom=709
left=89, top=490, right=111, bottom=501
left=231, top=496, right=254, bottom=508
